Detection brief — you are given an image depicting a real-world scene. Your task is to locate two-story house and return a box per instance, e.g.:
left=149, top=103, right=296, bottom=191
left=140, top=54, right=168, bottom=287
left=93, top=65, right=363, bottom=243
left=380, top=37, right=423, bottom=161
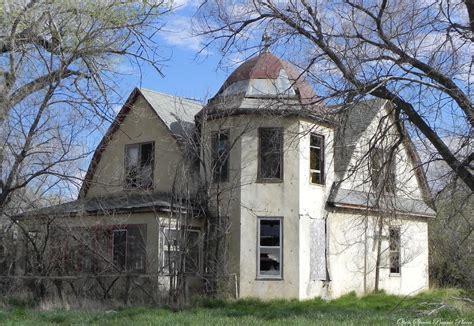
left=20, top=51, right=435, bottom=300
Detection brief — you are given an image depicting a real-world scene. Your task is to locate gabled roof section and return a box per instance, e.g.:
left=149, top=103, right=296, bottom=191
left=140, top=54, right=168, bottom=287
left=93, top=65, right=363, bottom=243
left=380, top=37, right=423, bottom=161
left=330, top=98, right=434, bottom=215
left=139, top=88, right=202, bottom=139
left=78, top=88, right=202, bottom=199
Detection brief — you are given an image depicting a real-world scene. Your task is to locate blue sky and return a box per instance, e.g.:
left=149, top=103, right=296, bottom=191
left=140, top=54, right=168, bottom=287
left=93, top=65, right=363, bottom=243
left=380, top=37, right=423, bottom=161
left=116, top=3, right=232, bottom=103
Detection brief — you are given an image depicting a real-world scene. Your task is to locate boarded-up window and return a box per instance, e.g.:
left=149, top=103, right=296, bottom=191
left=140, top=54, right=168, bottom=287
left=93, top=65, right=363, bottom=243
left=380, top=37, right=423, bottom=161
left=125, top=142, right=154, bottom=189
left=310, top=134, right=325, bottom=185
left=389, top=227, right=401, bottom=274
left=258, top=218, right=282, bottom=279
left=258, top=128, right=283, bottom=181
left=212, top=130, right=230, bottom=182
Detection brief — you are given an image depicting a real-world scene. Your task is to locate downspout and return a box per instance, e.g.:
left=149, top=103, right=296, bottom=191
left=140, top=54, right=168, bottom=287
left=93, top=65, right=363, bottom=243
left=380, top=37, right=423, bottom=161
left=323, top=210, right=331, bottom=293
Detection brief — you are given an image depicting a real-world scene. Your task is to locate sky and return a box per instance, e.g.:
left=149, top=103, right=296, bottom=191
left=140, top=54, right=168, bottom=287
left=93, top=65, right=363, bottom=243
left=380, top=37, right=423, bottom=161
left=116, top=2, right=231, bottom=104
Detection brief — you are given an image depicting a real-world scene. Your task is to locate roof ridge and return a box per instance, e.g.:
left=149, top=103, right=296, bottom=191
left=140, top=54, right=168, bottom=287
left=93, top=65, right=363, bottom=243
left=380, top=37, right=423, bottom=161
left=139, top=88, right=202, bottom=106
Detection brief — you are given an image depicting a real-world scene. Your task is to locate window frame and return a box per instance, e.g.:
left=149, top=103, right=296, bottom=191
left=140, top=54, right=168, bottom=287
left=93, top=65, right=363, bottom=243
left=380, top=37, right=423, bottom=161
left=309, top=133, right=325, bottom=185
left=112, top=229, right=128, bottom=271
left=160, top=226, right=202, bottom=275
left=212, top=129, right=230, bottom=183
left=257, top=217, right=283, bottom=280
left=388, top=227, right=401, bottom=275
left=124, top=141, right=155, bottom=190
left=257, top=127, right=284, bottom=182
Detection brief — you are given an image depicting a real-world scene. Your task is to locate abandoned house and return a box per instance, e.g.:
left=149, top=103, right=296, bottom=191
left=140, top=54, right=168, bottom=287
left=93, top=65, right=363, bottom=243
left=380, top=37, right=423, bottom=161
left=18, top=51, right=435, bottom=300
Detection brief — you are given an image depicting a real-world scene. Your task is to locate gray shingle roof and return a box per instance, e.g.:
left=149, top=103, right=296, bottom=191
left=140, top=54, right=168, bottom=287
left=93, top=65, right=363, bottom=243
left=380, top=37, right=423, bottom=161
left=139, top=88, right=202, bottom=139
left=328, top=188, right=435, bottom=217
left=18, top=192, right=197, bottom=218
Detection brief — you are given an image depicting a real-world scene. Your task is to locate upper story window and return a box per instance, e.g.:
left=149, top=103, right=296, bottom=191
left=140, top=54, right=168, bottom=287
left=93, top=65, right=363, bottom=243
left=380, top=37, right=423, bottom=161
left=125, top=142, right=154, bottom=189
left=258, top=128, right=283, bottom=181
left=370, top=148, right=396, bottom=193
left=310, top=133, right=325, bottom=185
left=389, top=227, right=401, bottom=274
left=257, top=218, right=282, bottom=279
left=212, top=130, right=230, bottom=182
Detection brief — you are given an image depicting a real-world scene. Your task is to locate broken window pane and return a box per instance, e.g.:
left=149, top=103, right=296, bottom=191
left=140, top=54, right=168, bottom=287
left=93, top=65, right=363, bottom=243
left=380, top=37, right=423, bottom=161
left=258, top=128, right=283, bottom=180
left=125, top=142, right=154, bottom=189
left=258, top=218, right=282, bottom=278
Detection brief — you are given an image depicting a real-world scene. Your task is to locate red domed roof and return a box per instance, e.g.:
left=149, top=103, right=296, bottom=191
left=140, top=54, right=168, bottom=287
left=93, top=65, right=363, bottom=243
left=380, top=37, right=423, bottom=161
left=212, top=52, right=317, bottom=105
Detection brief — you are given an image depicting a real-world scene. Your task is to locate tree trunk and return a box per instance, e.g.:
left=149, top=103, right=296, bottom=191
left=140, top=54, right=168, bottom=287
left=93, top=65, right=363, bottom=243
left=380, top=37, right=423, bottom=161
left=374, top=218, right=383, bottom=292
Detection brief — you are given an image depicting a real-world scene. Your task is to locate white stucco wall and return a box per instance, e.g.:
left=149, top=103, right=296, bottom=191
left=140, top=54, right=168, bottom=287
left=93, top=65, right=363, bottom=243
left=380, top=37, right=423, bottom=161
left=338, top=102, right=423, bottom=200
left=327, top=210, right=429, bottom=298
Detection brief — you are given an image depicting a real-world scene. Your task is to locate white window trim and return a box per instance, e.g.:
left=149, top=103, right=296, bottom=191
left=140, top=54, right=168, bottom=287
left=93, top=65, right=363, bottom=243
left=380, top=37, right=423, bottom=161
left=257, top=217, right=283, bottom=280
left=309, top=133, right=324, bottom=185
left=160, top=226, right=201, bottom=275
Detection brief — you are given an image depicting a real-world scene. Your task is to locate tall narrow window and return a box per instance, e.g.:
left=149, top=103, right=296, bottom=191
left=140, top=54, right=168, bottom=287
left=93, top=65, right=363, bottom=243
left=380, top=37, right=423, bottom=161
left=212, top=130, right=230, bottom=182
left=258, top=218, right=282, bottom=279
left=310, top=134, right=325, bottom=184
left=112, top=229, right=127, bottom=271
left=370, top=148, right=396, bottom=193
left=258, top=128, right=283, bottom=181
left=389, top=227, right=401, bottom=274
left=125, top=142, right=154, bottom=189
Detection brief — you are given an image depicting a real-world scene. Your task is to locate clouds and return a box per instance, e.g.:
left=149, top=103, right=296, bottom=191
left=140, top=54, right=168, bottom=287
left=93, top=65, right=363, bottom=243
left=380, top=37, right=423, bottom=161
left=160, top=16, right=204, bottom=52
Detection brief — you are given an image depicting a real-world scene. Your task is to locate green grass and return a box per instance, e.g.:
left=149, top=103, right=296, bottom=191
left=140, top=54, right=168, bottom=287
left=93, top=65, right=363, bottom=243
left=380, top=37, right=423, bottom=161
left=0, top=289, right=472, bottom=325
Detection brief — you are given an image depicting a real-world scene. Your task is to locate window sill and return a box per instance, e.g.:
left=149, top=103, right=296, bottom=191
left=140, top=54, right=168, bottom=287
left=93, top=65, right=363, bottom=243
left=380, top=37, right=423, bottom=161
left=389, top=273, right=401, bottom=277
left=309, top=182, right=326, bottom=187
left=256, top=179, right=283, bottom=184
left=256, top=276, right=283, bottom=281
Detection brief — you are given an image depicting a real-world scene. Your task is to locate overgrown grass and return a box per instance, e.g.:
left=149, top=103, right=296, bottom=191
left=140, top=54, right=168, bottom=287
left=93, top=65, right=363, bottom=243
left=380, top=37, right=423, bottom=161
left=0, top=289, right=472, bottom=325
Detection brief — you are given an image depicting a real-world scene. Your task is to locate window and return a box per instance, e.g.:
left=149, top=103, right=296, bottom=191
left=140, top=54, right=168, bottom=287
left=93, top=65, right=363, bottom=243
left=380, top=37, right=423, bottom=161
left=125, top=142, right=154, bottom=189
left=257, top=218, right=282, bottom=279
left=112, top=230, right=127, bottom=271
left=161, top=227, right=201, bottom=274
left=258, top=128, right=283, bottom=181
left=212, top=130, right=230, bottom=182
left=389, top=227, right=401, bottom=274
left=310, top=134, right=325, bottom=184
left=370, top=148, right=396, bottom=193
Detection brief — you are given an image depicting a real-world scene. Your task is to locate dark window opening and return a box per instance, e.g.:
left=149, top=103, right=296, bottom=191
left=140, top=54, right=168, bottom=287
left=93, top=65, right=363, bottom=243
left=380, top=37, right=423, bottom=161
left=389, top=228, right=401, bottom=274
left=125, top=142, right=154, bottom=189
left=310, top=134, right=325, bottom=185
left=258, top=218, right=282, bottom=278
left=113, top=230, right=127, bottom=271
left=258, top=128, right=283, bottom=181
left=370, top=148, right=396, bottom=193
left=212, top=130, right=230, bottom=182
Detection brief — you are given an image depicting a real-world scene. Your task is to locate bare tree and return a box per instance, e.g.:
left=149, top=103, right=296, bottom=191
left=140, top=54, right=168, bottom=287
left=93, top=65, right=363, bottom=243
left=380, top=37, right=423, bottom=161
left=196, top=0, right=473, bottom=191
left=0, top=0, right=171, bottom=216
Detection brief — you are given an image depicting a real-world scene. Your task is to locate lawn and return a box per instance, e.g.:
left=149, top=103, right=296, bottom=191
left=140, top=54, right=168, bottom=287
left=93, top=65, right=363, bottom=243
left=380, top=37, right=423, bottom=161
left=0, top=289, right=472, bottom=325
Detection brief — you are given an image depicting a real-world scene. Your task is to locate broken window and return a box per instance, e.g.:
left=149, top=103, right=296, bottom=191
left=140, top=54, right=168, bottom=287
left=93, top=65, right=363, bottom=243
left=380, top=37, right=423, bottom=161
left=125, top=142, right=154, bottom=189
left=212, top=130, right=230, bottom=182
left=258, top=128, right=283, bottom=181
left=370, top=148, right=396, bottom=193
left=161, top=227, right=201, bottom=275
left=310, top=134, right=325, bottom=185
left=258, top=218, right=282, bottom=278
left=389, top=227, right=401, bottom=274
